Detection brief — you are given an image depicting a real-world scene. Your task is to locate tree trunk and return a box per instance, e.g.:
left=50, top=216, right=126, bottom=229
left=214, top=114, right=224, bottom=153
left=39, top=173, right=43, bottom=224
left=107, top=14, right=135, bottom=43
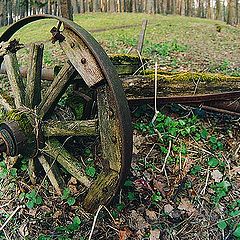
left=227, top=0, right=235, bottom=24
left=206, top=0, right=212, bottom=18
left=7, top=0, right=13, bottom=25
left=147, top=0, right=155, bottom=13
left=92, top=0, right=99, bottom=11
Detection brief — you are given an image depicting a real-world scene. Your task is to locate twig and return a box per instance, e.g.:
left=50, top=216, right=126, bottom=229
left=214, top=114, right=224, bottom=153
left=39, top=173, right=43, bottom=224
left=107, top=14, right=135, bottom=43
left=193, top=76, right=201, bottom=95
left=144, top=143, right=156, bottom=167
left=0, top=205, right=22, bottom=231
left=152, top=62, right=159, bottom=123
left=161, top=140, right=172, bottom=172
left=88, top=205, right=103, bottom=240
left=200, top=167, right=210, bottom=195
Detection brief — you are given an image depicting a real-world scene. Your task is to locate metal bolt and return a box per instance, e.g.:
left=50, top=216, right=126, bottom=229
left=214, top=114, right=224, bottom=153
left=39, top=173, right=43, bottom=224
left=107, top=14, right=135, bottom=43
left=112, top=136, right=117, bottom=143
left=109, top=108, right=114, bottom=118
left=70, top=42, right=75, bottom=48
left=81, top=58, right=87, bottom=64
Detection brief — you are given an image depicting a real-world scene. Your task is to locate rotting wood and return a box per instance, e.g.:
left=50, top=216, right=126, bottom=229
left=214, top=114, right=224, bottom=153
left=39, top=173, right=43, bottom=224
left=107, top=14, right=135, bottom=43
left=43, top=119, right=98, bottom=137
left=25, top=43, right=44, bottom=108
left=37, top=61, right=75, bottom=118
left=25, top=43, right=44, bottom=185
left=60, top=28, right=105, bottom=87
left=4, top=52, right=25, bottom=108
left=97, top=85, right=123, bottom=173
left=122, top=73, right=240, bottom=97
left=38, top=155, right=65, bottom=195
left=43, top=138, right=91, bottom=188
left=83, top=170, right=119, bottom=212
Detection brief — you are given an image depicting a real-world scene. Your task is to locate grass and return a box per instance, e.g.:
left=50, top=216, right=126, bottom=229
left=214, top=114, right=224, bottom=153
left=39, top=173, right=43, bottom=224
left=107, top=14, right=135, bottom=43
left=0, top=13, right=239, bottom=240
left=2, top=13, right=240, bottom=74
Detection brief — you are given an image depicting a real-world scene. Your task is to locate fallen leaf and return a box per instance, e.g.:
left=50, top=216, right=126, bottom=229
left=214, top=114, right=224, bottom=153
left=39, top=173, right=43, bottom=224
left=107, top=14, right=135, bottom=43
left=150, top=229, right=161, bottom=240
left=133, top=132, right=145, bottom=154
left=145, top=209, right=157, bottom=221
left=19, top=223, right=29, bottom=237
left=119, top=227, right=132, bottom=240
left=211, top=170, right=223, bottom=182
left=129, top=210, right=150, bottom=230
left=53, top=210, right=62, bottom=218
left=178, top=198, right=196, bottom=216
left=164, top=204, right=174, bottom=214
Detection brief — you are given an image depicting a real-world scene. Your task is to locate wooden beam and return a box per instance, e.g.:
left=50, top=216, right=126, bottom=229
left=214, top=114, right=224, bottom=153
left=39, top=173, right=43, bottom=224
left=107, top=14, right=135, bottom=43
left=44, top=119, right=98, bottom=137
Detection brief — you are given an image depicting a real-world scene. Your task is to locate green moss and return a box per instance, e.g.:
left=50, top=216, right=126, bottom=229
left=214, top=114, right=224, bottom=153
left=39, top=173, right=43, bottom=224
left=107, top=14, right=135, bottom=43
left=142, top=71, right=240, bottom=83
left=7, top=110, right=34, bottom=136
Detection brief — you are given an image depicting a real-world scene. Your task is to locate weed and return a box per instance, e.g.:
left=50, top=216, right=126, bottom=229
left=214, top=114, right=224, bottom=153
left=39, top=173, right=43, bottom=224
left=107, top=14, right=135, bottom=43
left=19, top=190, right=43, bottom=209
left=61, top=188, right=76, bottom=206
left=144, top=40, right=187, bottom=57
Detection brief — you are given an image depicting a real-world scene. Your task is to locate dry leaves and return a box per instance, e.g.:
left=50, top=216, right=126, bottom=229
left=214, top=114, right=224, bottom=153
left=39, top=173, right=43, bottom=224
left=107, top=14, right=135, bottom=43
left=211, top=170, right=223, bottom=182
left=178, top=198, right=197, bottom=216
left=145, top=209, right=158, bottom=221
left=129, top=210, right=150, bottom=230
left=150, top=229, right=161, bottom=240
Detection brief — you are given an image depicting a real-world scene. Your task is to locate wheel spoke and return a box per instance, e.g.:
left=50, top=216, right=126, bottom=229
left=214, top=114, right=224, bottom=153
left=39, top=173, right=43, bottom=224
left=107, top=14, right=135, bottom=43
left=25, top=43, right=44, bottom=108
left=4, top=52, right=25, bottom=108
left=37, top=62, right=75, bottom=118
left=43, top=119, right=98, bottom=137
left=38, top=154, right=65, bottom=195
left=43, top=138, right=91, bottom=188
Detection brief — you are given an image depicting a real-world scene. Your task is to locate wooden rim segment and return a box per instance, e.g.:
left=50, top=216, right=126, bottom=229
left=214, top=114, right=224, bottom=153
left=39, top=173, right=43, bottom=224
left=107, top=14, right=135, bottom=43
left=0, top=15, right=132, bottom=212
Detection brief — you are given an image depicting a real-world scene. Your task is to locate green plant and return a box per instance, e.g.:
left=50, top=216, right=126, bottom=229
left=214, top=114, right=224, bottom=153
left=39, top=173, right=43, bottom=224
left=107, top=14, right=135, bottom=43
left=211, top=181, right=231, bottom=204
left=144, top=40, right=187, bottom=57
left=61, top=188, right=76, bottom=206
left=19, top=190, right=43, bottom=209
left=0, top=161, right=17, bottom=179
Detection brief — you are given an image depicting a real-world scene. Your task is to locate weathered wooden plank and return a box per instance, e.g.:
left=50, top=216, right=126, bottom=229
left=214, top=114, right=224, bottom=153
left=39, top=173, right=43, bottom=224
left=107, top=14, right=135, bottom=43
left=37, top=61, right=75, bottom=118
left=25, top=43, right=44, bottom=108
left=60, top=28, right=105, bottom=87
left=38, top=155, right=65, bottom=195
left=122, top=73, right=240, bottom=98
left=4, top=52, right=25, bottom=108
left=44, top=138, right=91, bottom=188
left=44, top=119, right=98, bottom=137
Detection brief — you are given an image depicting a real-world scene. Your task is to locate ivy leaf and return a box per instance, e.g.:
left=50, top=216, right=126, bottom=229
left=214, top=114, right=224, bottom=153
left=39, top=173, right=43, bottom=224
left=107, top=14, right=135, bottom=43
left=73, top=216, right=81, bottom=225
left=217, top=220, right=227, bottom=230
left=127, top=192, right=136, bottom=201
left=67, top=197, right=76, bottom=206
left=85, top=166, right=96, bottom=177
left=208, top=157, right=219, bottom=167
left=10, top=168, right=17, bottom=177
left=233, top=225, right=240, bottom=238
left=124, top=180, right=133, bottom=187
left=62, top=188, right=70, bottom=200
left=26, top=200, right=34, bottom=209
left=36, top=196, right=43, bottom=205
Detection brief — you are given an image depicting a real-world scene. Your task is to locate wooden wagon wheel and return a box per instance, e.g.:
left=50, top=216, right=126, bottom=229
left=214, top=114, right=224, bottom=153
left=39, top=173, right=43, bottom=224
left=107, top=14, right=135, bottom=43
left=0, top=15, right=132, bottom=212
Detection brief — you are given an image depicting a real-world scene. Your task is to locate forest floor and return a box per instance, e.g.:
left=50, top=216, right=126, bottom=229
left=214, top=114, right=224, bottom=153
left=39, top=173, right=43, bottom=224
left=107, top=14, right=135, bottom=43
left=0, top=13, right=239, bottom=240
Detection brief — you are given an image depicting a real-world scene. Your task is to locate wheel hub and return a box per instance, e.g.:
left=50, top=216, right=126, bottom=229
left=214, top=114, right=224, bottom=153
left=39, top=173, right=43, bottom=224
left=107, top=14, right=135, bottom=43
left=0, top=110, right=43, bottom=157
